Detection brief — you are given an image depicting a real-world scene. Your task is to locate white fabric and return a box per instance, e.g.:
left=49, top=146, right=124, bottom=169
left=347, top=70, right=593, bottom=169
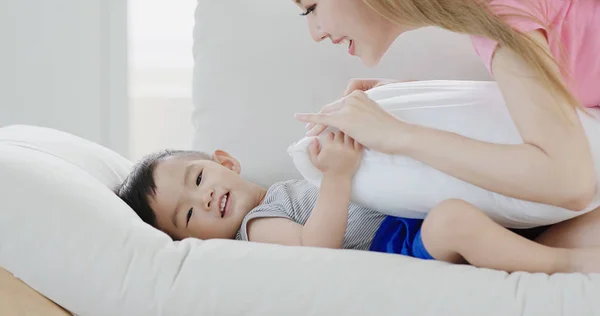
left=288, top=80, right=600, bottom=228
left=1, top=125, right=600, bottom=316
left=191, top=0, right=491, bottom=188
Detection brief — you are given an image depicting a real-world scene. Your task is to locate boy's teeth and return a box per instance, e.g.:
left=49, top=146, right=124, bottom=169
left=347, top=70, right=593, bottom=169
left=220, top=194, right=228, bottom=212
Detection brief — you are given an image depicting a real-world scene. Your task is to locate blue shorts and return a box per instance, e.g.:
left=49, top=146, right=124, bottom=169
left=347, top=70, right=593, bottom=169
left=369, top=215, right=550, bottom=260
left=369, top=216, right=434, bottom=260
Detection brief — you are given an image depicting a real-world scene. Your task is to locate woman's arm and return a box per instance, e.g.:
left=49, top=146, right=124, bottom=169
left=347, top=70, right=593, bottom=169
left=296, top=31, right=595, bottom=211
left=399, top=30, right=595, bottom=211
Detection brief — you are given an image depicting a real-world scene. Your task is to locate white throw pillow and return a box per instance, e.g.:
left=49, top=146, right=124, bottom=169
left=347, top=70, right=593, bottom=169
left=288, top=80, right=600, bottom=228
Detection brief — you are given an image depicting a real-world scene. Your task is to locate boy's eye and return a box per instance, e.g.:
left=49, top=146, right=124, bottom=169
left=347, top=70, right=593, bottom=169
left=186, top=208, right=193, bottom=226
left=196, top=172, right=203, bottom=186
left=300, top=4, right=316, bottom=16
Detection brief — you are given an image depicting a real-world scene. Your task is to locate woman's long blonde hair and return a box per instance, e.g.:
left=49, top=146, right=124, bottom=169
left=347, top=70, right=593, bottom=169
left=363, top=0, right=580, bottom=118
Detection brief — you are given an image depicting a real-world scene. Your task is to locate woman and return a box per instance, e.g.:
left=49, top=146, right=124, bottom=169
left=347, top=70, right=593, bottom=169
left=293, top=0, right=600, bottom=249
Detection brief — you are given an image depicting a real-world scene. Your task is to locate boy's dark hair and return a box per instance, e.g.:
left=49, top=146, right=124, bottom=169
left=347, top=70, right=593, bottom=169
left=116, top=149, right=211, bottom=228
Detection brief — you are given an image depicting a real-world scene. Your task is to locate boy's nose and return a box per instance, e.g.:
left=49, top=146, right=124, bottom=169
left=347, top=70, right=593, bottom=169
left=195, top=188, right=213, bottom=211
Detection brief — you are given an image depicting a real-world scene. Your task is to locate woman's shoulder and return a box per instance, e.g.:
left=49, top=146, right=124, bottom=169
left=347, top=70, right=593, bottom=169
left=470, top=0, right=567, bottom=74
left=485, top=0, right=565, bottom=18
left=472, top=0, right=600, bottom=106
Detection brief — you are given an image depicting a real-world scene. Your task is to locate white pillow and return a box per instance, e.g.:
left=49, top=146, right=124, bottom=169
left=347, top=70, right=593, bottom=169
left=0, top=125, right=133, bottom=189
left=288, top=80, right=600, bottom=229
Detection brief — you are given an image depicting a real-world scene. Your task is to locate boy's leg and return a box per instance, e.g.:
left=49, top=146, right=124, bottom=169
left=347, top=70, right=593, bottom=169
left=420, top=199, right=600, bottom=274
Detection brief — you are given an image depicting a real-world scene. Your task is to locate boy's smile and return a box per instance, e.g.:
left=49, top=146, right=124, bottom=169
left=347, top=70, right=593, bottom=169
left=149, top=150, right=267, bottom=240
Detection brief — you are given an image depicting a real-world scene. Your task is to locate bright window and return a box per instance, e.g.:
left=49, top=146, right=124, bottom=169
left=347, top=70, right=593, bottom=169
left=128, top=0, right=197, bottom=160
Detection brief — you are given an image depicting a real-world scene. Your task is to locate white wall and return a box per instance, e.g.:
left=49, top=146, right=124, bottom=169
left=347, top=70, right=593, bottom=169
left=0, top=0, right=128, bottom=156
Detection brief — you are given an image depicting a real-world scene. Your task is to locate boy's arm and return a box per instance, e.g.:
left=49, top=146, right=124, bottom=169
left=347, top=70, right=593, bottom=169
left=248, top=131, right=362, bottom=249
left=300, top=173, right=352, bottom=248
left=246, top=173, right=352, bottom=248
left=246, top=217, right=303, bottom=246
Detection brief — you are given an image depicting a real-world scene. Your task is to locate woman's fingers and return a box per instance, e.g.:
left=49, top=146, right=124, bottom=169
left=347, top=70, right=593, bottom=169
left=304, top=99, right=347, bottom=131
left=306, top=124, right=328, bottom=137
left=295, top=112, right=328, bottom=124
left=295, top=112, right=334, bottom=136
left=297, top=92, right=367, bottom=137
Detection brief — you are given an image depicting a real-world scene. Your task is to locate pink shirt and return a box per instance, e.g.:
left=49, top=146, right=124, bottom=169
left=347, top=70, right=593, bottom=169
left=471, top=0, right=600, bottom=107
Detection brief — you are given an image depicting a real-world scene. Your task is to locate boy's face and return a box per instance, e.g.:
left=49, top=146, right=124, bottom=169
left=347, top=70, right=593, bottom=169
left=150, top=150, right=263, bottom=240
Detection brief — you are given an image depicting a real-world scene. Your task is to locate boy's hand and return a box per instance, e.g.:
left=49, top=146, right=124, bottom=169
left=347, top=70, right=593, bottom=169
left=308, top=131, right=363, bottom=177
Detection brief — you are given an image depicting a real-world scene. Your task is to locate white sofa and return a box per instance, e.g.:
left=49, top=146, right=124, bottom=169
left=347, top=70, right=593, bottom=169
left=1, top=1, right=600, bottom=315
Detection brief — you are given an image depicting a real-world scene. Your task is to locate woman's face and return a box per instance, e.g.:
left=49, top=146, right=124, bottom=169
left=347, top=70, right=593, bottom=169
left=294, top=0, right=406, bottom=66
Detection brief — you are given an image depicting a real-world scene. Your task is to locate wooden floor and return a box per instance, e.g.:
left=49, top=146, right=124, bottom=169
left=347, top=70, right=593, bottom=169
left=0, top=268, right=70, bottom=316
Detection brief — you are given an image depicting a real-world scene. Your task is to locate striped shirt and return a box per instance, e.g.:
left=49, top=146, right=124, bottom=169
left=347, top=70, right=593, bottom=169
left=235, top=180, right=386, bottom=250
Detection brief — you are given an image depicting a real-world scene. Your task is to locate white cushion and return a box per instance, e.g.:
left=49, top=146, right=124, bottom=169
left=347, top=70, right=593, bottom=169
left=191, top=0, right=490, bottom=187
left=288, top=81, right=600, bottom=228
left=1, top=126, right=600, bottom=316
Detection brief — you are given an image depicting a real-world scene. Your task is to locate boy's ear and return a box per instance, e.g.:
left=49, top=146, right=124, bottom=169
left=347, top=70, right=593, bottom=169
left=212, top=150, right=241, bottom=174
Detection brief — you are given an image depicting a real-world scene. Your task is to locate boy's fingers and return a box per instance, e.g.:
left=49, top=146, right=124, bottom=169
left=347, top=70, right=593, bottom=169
left=328, top=132, right=336, bottom=141
left=344, top=133, right=352, bottom=146
left=334, top=131, right=343, bottom=141
left=308, top=139, right=320, bottom=164
left=355, top=141, right=363, bottom=151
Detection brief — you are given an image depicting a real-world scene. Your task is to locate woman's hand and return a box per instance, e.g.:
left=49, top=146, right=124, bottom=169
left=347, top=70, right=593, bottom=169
left=295, top=90, right=411, bottom=154
left=302, top=78, right=416, bottom=139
